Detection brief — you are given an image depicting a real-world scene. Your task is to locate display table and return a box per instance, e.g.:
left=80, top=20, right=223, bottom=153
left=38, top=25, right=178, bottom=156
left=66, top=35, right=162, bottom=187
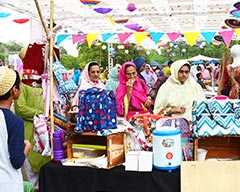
left=39, top=160, right=180, bottom=192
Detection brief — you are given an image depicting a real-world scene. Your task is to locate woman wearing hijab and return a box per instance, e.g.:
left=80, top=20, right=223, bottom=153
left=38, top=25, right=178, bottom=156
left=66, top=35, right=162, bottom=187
left=116, top=62, right=152, bottom=120
left=133, top=56, right=147, bottom=81
left=106, top=66, right=119, bottom=94
left=72, top=61, right=105, bottom=105
left=153, top=59, right=205, bottom=121
left=141, top=64, right=157, bottom=90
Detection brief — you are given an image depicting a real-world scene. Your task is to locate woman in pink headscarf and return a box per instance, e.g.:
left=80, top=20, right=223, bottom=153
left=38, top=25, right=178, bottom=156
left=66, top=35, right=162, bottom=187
left=116, top=62, right=152, bottom=120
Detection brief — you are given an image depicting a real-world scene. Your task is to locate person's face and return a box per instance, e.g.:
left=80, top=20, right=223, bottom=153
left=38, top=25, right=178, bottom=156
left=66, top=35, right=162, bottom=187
left=145, top=65, right=150, bottom=72
left=178, top=65, right=190, bottom=84
left=12, top=82, right=21, bottom=100
left=139, top=62, right=146, bottom=72
left=88, top=65, right=101, bottom=83
left=125, top=66, right=137, bottom=80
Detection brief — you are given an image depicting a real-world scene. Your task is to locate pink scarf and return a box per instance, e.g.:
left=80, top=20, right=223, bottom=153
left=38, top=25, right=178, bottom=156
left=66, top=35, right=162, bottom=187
left=116, top=62, right=149, bottom=120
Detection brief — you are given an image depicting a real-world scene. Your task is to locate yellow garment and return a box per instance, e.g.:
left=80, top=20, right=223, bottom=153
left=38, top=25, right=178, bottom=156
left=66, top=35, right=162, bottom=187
left=163, top=66, right=171, bottom=77
left=100, top=69, right=108, bottom=80
left=123, top=95, right=129, bottom=119
left=14, top=83, right=50, bottom=173
left=153, top=60, right=206, bottom=121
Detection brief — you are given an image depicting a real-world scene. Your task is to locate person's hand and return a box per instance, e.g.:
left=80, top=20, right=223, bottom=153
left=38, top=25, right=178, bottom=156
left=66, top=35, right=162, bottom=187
left=144, top=97, right=152, bottom=108
left=169, top=106, right=186, bottom=115
left=24, top=140, right=32, bottom=156
left=126, top=78, right=135, bottom=88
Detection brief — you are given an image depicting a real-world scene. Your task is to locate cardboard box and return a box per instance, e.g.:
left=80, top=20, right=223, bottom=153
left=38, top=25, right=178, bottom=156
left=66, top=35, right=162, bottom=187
left=125, top=151, right=153, bottom=172
left=181, top=161, right=240, bottom=192
left=125, top=151, right=139, bottom=171
left=67, top=132, right=125, bottom=169
left=138, top=151, right=153, bottom=172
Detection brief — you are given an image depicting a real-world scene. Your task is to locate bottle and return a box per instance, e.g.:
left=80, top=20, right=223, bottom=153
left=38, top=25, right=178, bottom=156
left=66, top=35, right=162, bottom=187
left=52, top=130, right=64, bottom=163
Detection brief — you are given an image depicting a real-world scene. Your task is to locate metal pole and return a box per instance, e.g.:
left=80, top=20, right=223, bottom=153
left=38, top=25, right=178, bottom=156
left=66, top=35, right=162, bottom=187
left=49, top=0, right=55, bottom=159
left=108, top=43, right=113, bottom=70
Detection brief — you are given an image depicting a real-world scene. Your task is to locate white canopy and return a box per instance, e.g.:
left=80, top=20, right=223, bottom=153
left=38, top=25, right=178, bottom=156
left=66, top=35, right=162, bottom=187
left=187, top=55, right=220, bottom=62
left=0, top=0, right=236, bottom=34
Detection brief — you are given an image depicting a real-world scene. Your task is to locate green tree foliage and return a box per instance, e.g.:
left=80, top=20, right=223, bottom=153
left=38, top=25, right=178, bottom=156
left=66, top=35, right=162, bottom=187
left=0, top=53, right=5, bottom=64
left=157, top=39, right=238, bottom=64
left=60, top=54, right=81, bottom=70
left=59, top=46, right=68, bottom=55
left=5, top=41, right=23, bottom=52
left=0, top=41, right=23, bottom=65
left=76, top=42, right=150, bottom=69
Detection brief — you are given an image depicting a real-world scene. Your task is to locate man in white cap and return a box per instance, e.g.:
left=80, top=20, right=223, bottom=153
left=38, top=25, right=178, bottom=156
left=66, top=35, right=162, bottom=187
left=0, top=67, right=31, bottom=192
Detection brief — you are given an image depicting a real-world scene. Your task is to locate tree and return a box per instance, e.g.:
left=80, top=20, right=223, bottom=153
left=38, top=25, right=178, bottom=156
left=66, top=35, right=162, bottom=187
left=59, top=46, right=68, bottom=55
left=76, top=42, right=150, bottom=69
left=0, top=53, right=5, bottom=65
left=0, top=41, right=23, bottom=65
left=4, top=41, right=23, bottom=53
left=60, top=55, right=81, bottom=70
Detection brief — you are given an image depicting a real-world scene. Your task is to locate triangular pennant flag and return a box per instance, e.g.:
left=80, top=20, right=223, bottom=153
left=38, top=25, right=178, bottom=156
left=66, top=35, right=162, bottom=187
left=102, top=33, right=116, bottom=42
left=183, top=31, right=200, bottom=46
left=219, top=29, right=234, bottom=47
left=134, top=32, right=148, bottom=46
left=234, top=28, right=240, bottom=37
left=72, top=34, right=86, bottom=44
left=86, top=33, right=100, bottom=48
left=56, top=34, right=70, bottom=45
left=149, top=32, right=165, bottom=44
left=166, top=32, right=181, bottom=42
left=117, top=33, right=132, bottom=44
left=201, top=31, right=216, bottom=44
left=104, top=14, right=115, bottom=26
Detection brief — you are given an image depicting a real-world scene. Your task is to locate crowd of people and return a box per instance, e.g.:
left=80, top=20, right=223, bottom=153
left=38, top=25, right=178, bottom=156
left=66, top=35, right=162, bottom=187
left=1, top=44, right=240, bottom=191
left=72, top=57, right=213, bottom=122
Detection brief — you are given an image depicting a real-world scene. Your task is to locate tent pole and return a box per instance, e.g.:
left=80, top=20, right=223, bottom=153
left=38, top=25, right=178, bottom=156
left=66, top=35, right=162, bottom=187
left=49, top=0, right=55, bottom=159
left=34, top=0, right=48, bottom=36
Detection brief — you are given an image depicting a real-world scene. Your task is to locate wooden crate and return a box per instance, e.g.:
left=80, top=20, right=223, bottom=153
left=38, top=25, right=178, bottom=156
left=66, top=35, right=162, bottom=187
left=66, top=130, right=126, bottom=169
left=194, top=136, right=240, bottom=161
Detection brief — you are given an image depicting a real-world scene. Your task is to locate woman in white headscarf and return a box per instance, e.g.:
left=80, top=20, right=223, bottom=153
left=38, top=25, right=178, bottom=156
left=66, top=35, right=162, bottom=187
left=72, top=61, right=105, bottom=106
left=153, top=59, right=205, bottom=121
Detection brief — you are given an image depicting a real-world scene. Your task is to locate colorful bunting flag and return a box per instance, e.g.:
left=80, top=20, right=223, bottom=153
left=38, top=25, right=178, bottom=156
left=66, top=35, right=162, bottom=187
left=201, top=31, right=216, bottom=44
left=134, top=32, right=148, bottom=46
left=219, top=29, right=234, bottom=47
left=149, top=32, right=164, bottom=44
left=117, top=33, right=132, bottom=44
left=101, top=33, right=116, bottom=42
left=166, top=32, right=181, bottom=42
left=56, top=34, right=70, bottom=45
left=86, top=33, right=100, bottom=48
left=72, top=34, right=87, bottom=44
left=183, top=32, right=200, bottom=46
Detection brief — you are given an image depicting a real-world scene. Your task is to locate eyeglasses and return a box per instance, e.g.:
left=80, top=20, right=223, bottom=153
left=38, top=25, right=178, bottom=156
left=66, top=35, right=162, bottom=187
left=178, top=70, right=190, bottom=74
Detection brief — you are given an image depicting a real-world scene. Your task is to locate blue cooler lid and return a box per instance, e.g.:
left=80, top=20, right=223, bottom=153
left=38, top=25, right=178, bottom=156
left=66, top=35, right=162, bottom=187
left=153, top=126, right=180, bottom=136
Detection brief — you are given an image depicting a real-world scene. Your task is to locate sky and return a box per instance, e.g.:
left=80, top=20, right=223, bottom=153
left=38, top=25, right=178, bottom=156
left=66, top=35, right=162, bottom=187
left=0, top=6, right=78, bottom=56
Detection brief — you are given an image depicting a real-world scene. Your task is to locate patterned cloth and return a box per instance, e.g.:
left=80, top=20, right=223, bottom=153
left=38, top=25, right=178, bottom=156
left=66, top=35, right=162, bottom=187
left=227, top=65, right=240, bottom=99
left=75, top=87, right=117, bottom=133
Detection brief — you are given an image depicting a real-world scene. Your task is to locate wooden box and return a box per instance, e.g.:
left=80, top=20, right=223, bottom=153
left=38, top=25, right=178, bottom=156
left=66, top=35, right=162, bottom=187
left=194, top=136, right=240, bottom=161
left=66, top=131, right=125, bottom=169
left=181, top=161, right=240, bottom=192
